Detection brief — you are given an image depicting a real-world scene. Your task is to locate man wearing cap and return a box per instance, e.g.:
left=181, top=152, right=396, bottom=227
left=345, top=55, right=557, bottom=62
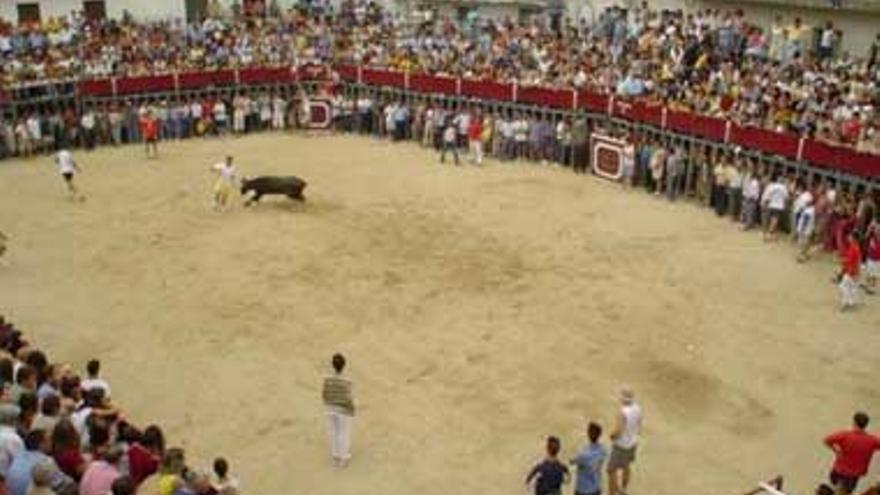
left=0, top=404, right=23, bottom=476
left=607, top=388, right=643, bottom=495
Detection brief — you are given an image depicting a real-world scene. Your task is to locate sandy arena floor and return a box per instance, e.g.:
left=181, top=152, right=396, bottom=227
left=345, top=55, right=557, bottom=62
left=0, top=133, right=877, bottom=495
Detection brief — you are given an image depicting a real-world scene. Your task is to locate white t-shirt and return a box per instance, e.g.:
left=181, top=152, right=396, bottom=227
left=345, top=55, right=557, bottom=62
left=793, top=191, right=813, bottom=214
left=743, top=177, right=761, bottom=200
left=615, top=402, right=643, bottom=449
left=762, top=182, right=788, bottom=211
left=56, top=150, right=76, bottom=175
left=213, top=162, right=236, bottom=183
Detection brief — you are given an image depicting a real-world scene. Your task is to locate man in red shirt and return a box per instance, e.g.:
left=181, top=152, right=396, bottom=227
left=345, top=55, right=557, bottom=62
left=824, top=412, right=880, bottom=494
left=139, top=112, right=159, bottom=159
left=468, top=114, right=483, bottom=165
left=838, top=231, right=862, bottom=311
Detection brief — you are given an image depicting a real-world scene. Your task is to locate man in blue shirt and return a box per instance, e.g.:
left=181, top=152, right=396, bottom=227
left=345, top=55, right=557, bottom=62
left=7, top=429, right=75, bottom=495
left=571, top=422, right=608, bottom=495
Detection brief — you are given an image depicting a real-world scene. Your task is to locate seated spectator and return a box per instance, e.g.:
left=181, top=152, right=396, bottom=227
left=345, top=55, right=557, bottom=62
left=80, top=360, right=110, bottom=400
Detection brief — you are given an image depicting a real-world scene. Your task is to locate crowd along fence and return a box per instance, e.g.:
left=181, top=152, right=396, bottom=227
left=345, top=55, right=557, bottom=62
left=3, top=64, right=878, bottom=183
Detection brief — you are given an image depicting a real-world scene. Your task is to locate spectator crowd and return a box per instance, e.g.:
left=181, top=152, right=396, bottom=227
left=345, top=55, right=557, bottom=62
left=0, top=315, right=240, bottom=495
left=0, top=0, right=878, bottom=152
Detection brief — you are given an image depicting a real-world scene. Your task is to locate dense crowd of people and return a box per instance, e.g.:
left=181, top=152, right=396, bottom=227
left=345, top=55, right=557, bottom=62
left=349, top=95, right=879, bottom=310
left=0, top=315, right=240, bottom=495
left=0, top=0, right=878, bottom=152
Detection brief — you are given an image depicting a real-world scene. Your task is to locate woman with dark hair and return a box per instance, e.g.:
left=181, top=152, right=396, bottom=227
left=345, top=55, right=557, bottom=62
left=52, top=419, right=86, bottom=481
left=59, top=375, right=81, bottom=416
left=0, top=357, right=14, bottom=387
left=128, top=425, right=165, bottom=484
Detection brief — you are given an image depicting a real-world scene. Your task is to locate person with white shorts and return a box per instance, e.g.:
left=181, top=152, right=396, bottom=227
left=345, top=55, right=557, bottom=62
left=55, top=149, right=81, bottom=199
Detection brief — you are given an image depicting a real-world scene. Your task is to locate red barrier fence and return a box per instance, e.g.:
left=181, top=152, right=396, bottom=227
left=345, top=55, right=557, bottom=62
left=33, top=66, right=880, bottom=178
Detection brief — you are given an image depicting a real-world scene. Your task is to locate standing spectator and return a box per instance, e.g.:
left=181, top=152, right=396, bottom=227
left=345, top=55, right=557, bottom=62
left=467, top=115, right=483, bottom=165
left=31, top=395, right=60, bottom=434
left=818, top=22, right=836, bottom=61
left=0, top=405, right=23, bottom=477
left=80, top=359, right=110, bottom=399
left=232, top=94, right=247, bottom=135
left=741, top=168, right=761, bottom=230
left=514, top=113, right=529, bottom=161
left=481, top=112, right=493, bottom=160
left=525, top=436, right=569, bottom=495
left=762, top=174, right=789, bottom=242
left=25, top=113, right=42, bottom=155
left=272, top=93, right=287, bottom=130
left=824, top=413, right=880, bottom=493
left=51, top=420, right=84, bottom=482
left=440, top=119, right=459, bottom=166
left=726, top=161, right=743, bottom=220
left=110, top=476, right=134, bottom=495
left=127, top=425, right=164, bottom=485
left=665, top=147, right=684, bottom=201
left=14, top=118, right=31, bottom=158
left=796, top=198, right=817, bottom=262
left=321, top=353, right=355, bottom=468
left=837, top=231, right=863, bottom=311
left=79, top=446, right=123, bottom=495
left=139, top=112, right=159, bottom=159
left=123, top=101, right=140, bottom=144
left=865, top=227, right=880, bottom=289
left=555, top=118, right=571, bottom=166
left=649, top=145, right=666, bottom=196
left=570, top=422, right=607, bottom=495
left=211, top=458, right=239, bottom=495
left=80, top=108, right=97, bottom=151
left=26, top=462, right=57, bottom=495
left=108, top=104, right=123, bottom=146
left=607, top=388, right=642, bottom=495
left=213, top=98, right=229, bottom=136
left=7, top=429, right=75, bottom=495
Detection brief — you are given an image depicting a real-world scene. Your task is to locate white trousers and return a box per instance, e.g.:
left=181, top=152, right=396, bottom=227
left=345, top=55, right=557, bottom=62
left=839, top=274, right=858, bottom=308
left=233, top=112, right=246, bottom=132
left=272, top=113, right=286, bottom=129
left=470, top=140, right=483, bottom=164
left=325, top=409, right=352, bottom=461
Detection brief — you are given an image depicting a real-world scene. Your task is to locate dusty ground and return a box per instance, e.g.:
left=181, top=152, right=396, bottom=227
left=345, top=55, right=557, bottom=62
left=0, top=133, right=877, bottom=495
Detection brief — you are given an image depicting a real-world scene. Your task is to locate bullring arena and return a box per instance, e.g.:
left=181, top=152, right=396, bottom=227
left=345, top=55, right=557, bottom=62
left=1, top=132, right=877, bottom=494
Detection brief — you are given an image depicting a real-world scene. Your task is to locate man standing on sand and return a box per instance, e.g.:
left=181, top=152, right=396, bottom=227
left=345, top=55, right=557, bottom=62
left=139, top=111, right=159, bottom=159
left=322, top=353, right=354, bottom=468
left=823, top=412, right=880, bottom=494
left=571, top=422, right=607, bottom=495
left=607, top=388, right=642, bottom=495
left=55, top=149, right=82, bottom=200
left=837, top=231, right=862, bottom=312
left=526, top=436, right=569, bottom=495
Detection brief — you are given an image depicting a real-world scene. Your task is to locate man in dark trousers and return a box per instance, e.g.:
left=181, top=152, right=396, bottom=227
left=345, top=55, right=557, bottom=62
left=526, top=436, right=570, bottom=495
left=823, top=412, right=880, bottom=494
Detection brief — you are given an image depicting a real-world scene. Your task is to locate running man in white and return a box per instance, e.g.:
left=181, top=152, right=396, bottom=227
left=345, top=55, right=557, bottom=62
left=210, top=156, right=236, bottom=211
left=55, top=149, right=82, bottom=200
left=608, top=387, right=643, bottom=495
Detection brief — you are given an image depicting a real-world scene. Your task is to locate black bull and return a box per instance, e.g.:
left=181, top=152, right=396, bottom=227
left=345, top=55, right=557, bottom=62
left=240, top=176, right=307, bottom=206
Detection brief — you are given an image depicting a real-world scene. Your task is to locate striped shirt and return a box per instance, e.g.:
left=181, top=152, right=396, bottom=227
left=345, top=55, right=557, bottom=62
left=322, top=375, right=354, bottom=415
